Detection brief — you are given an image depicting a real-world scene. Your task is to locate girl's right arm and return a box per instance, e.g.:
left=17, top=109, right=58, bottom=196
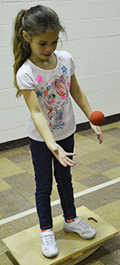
left=22, top=89, right=76, bottom=167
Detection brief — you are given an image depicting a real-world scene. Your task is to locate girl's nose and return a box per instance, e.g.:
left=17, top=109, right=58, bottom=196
left=45, top=45, right=53, bottom=53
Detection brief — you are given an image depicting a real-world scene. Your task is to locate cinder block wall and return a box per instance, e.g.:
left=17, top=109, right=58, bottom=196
left=0, top=0, right=120, bottom=143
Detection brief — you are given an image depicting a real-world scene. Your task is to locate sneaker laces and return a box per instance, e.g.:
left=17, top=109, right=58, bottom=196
left=77, top=217, right=91, bottom=230
left=44, top=234, right=55, bottom=246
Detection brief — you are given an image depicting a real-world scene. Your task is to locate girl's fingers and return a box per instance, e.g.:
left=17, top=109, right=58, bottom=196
left=66, top=152, right=77, bottom=157
left=60, top=159, right=67, bottom=167
left=65, top=160, right=76, bottom=167
left=97, top=132, right=103, bottom=144
left=96, top=127, right=103, bottom=144
left=53, top=144, right=76, bottom=167
left=90, top=123, right=103, bottom=144
left=63, top=156, right=76, bottom=167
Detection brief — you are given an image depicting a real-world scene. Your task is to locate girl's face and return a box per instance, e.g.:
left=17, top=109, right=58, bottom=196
left=29, top=29, right=59, bottom=63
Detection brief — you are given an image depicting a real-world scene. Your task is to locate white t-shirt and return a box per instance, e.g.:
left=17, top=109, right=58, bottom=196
left=17, top=50, right=76, bottom=141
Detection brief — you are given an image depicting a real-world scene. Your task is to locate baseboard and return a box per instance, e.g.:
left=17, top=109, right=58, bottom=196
left=0, top=137, right=29, bottom=152
left=0, top=113, right=120, bottom=152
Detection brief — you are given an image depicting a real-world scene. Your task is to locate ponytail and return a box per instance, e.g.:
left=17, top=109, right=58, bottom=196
left=13, top=10, right=31, bottom=97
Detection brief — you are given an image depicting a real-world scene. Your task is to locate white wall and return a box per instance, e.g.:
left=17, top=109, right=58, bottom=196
left=0, top=0, right=120, bottom=143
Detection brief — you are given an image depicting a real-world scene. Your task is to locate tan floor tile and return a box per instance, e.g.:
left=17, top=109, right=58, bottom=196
left=73, top=160, right=83, bottom=169
left=117, top=123, right=120, bottom=128
left=74, top=140, right=106, bottom=158
left=72, top=165, right=97, bottom=181
left=94, top=200, right=120, bottom=232
left=22, top=146, right=30, bottom=152
left=0, top=214, right=3, bottom=220
left=112, top=143, right=120, bottom=152
left=52, top=204, right=62, bottom=219
left=16, top=160, right=34, bottom=175
left=106, top=154, right=120, bottom=165
left=75, top=152, right=105, bottom=166
left=101, top=134, right=120, bottom=148
left=0, top=179, right=11, bottom=192
left=0, top=158, right=25, bottom=178
left=93, top=239, right=120, bottom=265
left=0, top=213, right=38, bottom=238
left=79, top=127, right=120, bottom=146
left=8, top=152, right=31, bottom=164
left=75, top=146, right=119, bottom=166
left=100, top=250, right=120, bottom=265
left=4, top=173, right=35, bottom=200
left=102, top=166, right=120, bottom=179
left=114, top=154, right=120, bottom=165
left=88, top=159, right=118, bottom=174
left=80, top=173, right=110, bottom=188
left=16, top=159, right=33, bottom=170
left=104, top=127, right=120, bottom=137
left=101, top=122, right=120, bottom=131
left=72, top=179, right=87, bottom=193
left=75, top=182, right=120, bottom=211
left=74, top=133, right=88, bottom=142
left=0, top=245, right=7, bottom=256
left=2, top=148, right=26, bottom=158
left=25, top=166, right=34, bottom=175
left=51, top=189, right=59, bottom=201
left=25, top=196, right=36, bottom=206
left=100, top=147, right=120, bottom=165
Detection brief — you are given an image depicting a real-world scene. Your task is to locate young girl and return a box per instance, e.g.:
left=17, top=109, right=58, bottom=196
left=13, top=5, right=103, bottom=258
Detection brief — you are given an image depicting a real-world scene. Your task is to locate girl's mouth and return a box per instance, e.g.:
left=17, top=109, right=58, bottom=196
left=43, top=54, right=51, bottom=57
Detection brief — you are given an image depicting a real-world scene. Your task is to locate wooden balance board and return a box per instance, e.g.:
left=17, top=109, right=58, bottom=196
left=3, top=206, right=118, bottom=265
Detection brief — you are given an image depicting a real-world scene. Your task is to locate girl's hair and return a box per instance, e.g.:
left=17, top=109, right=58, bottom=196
left=13, top=5, right=66, bottom=97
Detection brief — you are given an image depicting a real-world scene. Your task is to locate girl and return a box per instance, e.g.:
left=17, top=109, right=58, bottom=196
left=13, top=5, right=103, bottom=258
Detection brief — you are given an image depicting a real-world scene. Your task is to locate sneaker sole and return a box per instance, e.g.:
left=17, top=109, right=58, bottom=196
left=42, top=249, right=59, bottom=258
left=42, top=252, right=59, bottom=258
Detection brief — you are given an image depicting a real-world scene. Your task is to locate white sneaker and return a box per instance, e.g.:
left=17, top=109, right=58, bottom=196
left=41, top=229, right=59, bottom=258
left=64, top=217, right=97, bottom=239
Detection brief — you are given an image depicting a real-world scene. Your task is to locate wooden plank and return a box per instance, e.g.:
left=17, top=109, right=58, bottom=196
left=3, top=206, right=118, bottom=265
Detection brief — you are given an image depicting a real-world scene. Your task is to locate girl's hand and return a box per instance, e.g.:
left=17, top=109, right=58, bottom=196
left=90, top=122, right=103, bottom=144
left=50, top=143, right=76, bottom=167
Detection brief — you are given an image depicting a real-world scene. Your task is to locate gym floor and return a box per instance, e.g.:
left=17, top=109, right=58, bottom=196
left=0, top=121, right=120, bottom=265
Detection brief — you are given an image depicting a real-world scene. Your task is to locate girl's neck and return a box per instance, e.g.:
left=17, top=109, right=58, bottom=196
left=29, top=53, right=57, bottom=70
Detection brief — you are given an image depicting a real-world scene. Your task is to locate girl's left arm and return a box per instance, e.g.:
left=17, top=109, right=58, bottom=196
left=70, top=73, right=103, bottom=144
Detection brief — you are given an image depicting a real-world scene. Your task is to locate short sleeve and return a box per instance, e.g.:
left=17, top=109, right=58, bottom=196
left=62, top=51, right=76, bottom=76
left=68, top=52, right=76, bottom=76
left=16, top=66, right=35, bottom=90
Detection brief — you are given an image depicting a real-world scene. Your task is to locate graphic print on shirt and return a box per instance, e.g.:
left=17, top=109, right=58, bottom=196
left=44, top=74, right=68, bottom=131
left=35, top=65, right=70, bottom=132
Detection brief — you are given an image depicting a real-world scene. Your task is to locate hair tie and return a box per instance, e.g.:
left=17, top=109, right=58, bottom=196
left=25, top=10, right=28, bottom=13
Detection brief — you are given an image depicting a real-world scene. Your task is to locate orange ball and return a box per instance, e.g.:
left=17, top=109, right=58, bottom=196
left=90, top=111, right=105, bottom=126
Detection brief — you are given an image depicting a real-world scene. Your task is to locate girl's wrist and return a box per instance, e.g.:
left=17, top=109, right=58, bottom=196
left=46, top=140, right=57, bottom=151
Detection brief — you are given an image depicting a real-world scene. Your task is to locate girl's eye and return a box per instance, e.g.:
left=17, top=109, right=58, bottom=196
left=52, top=40, right=58, bottom=45
left=38, top=40, right=58, bottom=46
left=39, top=43, right=45, bottom=46
left=52, top=94, right=56, bottom=99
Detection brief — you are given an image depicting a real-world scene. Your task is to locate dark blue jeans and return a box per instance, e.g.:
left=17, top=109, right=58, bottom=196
left=29, top=134, right=76, bottom=230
